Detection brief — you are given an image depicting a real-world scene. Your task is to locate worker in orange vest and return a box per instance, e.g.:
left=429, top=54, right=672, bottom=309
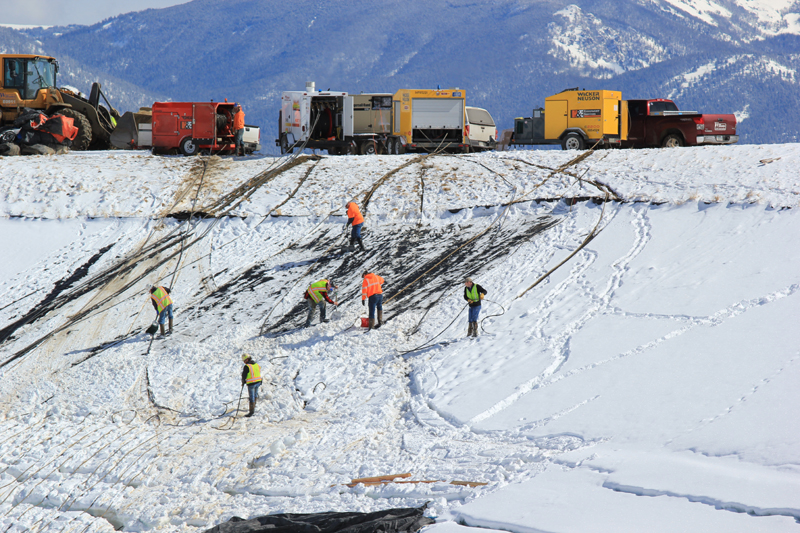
left=240, top=354, right=263, bottom=417
left=149, top=285, right=173, bottom=336
left=362, top=271, right=385, bottom=330
left=233, top=104, right=245, bottom=156
left=346, top=201, right=366, bottom=252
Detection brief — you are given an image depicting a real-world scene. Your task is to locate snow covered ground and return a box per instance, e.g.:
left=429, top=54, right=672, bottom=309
left=0, top=144, right=798, bottom=532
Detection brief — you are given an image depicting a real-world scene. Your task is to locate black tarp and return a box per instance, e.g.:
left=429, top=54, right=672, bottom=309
left=202, top=506, right=434, bottom=533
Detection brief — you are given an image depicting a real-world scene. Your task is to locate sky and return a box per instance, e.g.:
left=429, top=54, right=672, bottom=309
left=3, top=0, right=188, bottom=26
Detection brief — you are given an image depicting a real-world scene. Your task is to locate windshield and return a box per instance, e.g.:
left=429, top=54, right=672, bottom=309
left=466, top=107, right=495, bottom=126
left=10, top=57, right=57, bottom=100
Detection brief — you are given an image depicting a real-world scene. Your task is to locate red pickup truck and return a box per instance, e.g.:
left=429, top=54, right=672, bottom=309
left=623, top=99, right=738, bottom=148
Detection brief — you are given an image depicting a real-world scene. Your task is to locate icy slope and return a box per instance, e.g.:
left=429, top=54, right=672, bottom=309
left=0, top=145, right=799, bottom=532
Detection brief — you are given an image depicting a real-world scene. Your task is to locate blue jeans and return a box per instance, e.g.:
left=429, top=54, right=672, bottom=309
left=157, top=304, right=173, bottom=325
left=305, top=298, right=326, bottom=326
left=468, top=305, right=481, bottom=323
left=368, top=294, right=383, bottom=319
left=351, top=223, right=363, bottom=240
left=247, top=382, right=261, bottom=402
left=234, top=129, right=244, bottom=152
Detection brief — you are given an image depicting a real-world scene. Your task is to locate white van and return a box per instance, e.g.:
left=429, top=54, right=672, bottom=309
left=465, top=106, right=497, bottom=152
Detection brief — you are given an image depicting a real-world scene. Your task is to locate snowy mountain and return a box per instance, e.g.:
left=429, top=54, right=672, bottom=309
left=1, top=144, right=799, bottom=532
left=2, top=0, right=799, bottom=145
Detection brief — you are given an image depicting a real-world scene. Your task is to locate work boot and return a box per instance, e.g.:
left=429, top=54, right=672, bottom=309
left=348, top=237, right=355, bottom=252
left=159, top=323, right=166, bottom=336
left=245, top=401, right=255, bottom=417
left=357, top=238, right=366, bottom=252
left=320, top=306, right=326, bottom=323
left=368, top=318, right=375, bottom=331
left=472, top=322, right=479, bottom=338
left=467, top=323, right=474, bottom=337
left=376, top=310, right=383, bottom=328
left=168, top=317, right=173, bottom=335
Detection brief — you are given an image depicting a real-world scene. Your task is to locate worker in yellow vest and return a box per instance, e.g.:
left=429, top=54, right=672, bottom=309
left=149, top=285, right=173, bottom=336
left=464, top=277, right=487, bottom=338
left=362, top=271, right=385, bottom=330
left=304, top=278, right=338, bottom=327
left=241, top=354, right=263, bottom=417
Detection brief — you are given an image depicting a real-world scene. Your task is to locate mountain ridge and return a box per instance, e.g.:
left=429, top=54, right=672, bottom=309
left=2, top=0, right=799, bottom=147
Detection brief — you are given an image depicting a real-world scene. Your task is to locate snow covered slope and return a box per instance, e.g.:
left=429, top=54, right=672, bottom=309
left=0, top=144, right=799, bottom=532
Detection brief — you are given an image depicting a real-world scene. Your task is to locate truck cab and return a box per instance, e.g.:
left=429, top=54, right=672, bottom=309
left=465, top=106, right=497, bottom=152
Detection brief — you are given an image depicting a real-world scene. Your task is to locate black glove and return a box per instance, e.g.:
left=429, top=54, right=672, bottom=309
left=362, top=300, right=365, bottom=306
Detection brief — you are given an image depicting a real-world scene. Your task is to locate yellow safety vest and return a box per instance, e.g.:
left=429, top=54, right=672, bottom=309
left=245, top=363, right=262, bottom=384
left=150, top=286, right=173, bottom=312
left=466, top=284, right=480, bottom=304
left=307, top=279, right=329, bottom=303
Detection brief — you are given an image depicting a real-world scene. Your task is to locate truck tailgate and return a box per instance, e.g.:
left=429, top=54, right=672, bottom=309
left=702, top=114, right=736, bottom=135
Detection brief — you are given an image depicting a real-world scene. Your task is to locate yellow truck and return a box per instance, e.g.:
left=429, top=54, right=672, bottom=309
left=511, top=88, right=628, bottom=150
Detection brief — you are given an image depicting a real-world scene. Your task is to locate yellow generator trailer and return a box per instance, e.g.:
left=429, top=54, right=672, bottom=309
left=392, top=88, right=468, bottom=153
left=512, top=88, right=628, bottom=150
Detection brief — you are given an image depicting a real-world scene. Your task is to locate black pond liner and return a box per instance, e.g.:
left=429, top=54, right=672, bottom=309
left=201, top=505, right=433, bottom=533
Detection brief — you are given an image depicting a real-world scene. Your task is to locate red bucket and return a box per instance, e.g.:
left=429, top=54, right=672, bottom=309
left=360, top=317, right=369, bottom=328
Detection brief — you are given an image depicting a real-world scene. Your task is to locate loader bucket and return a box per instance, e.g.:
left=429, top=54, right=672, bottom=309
left=110, top=111, right=139, bottom=149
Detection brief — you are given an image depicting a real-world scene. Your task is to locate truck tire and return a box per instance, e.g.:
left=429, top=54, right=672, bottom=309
left=661, top=134, right=683, bottom=148
left=360, top=140, right=377, bottom=155
left=561, top=133, right=584, bottom=151
left=179, top=137, right=199, bottom=156
left=56, top=108, right=92, bottom=151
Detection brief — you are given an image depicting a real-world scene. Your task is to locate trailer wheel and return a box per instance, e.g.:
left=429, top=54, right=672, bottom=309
left=561, top=133, right=584, bottom=151
left=179, top=137, right=199, bottom=156
left=360, top=140, right=377, bottom=155
left=661, top=134, right=683, bottom=148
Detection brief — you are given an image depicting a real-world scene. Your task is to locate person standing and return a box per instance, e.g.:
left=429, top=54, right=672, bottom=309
left=240, top=354, right=262, bottom=417
left=149, top=285, right=173, bottom=336
left=362, top=271, right=385, bottom=330
left=464, top=277, right=487, bottom=338
left=233, top=104, right=245, bottom=156
left=304, top=278, right=338, bottom=327
left=346, top=201, right=366, bottom=252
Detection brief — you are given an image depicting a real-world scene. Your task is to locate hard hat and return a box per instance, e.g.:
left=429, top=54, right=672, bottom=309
left=241, top=353, right=250, bottom=362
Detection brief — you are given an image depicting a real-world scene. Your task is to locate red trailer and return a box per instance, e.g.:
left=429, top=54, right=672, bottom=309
left=151, top=101, right=237, bottom=155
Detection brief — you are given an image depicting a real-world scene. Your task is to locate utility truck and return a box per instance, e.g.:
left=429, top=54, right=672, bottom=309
left=277, top=83, right=478, bottom=155
left=511, top=88, right=738, bottom=150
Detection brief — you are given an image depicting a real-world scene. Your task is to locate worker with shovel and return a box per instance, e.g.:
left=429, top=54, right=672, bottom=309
left=149, top=285, right=173, bottom=336
left=362, top=271, right=385, bottom=330
left=464, top=277, right=487, bottom=338
left=304, top=278, right=338, bottom=327
left=345, top=202, right=366, bottom=252
left=240, top=354, right=262, bottom=417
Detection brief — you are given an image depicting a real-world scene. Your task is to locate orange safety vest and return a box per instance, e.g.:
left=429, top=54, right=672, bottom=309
left=233, top=109, right=245, bottom=131
left=347, top=202, right=364, bottom=226
left=362, top=273, right=384, bottom=301
left=245, top=363, right=262, bottom=384
left=150, top=286, right=173, bottom=313
left=307, top=279, right=330, bottom=304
